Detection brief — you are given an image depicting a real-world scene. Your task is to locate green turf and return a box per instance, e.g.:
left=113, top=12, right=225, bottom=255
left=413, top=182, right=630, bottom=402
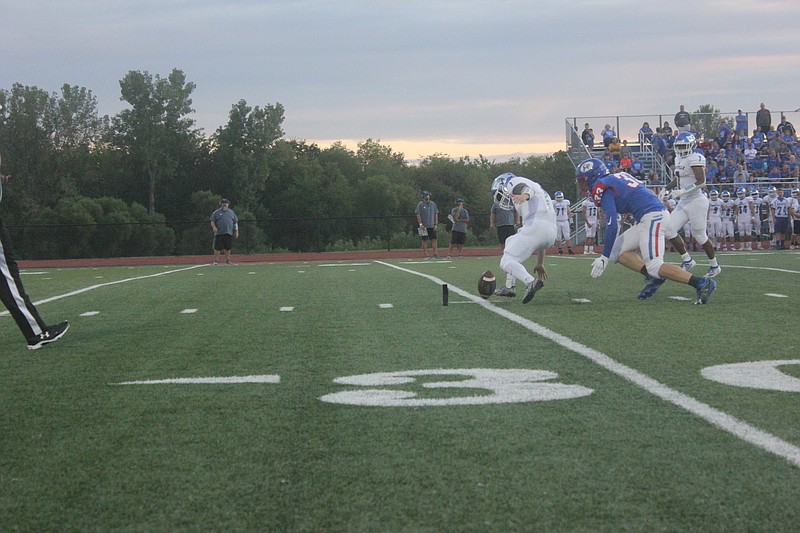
left=1, top=252, right=799, bottom=531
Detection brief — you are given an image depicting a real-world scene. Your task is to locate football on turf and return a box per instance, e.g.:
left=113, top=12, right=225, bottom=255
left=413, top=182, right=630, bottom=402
left=478, top=270, right=496, bottom=299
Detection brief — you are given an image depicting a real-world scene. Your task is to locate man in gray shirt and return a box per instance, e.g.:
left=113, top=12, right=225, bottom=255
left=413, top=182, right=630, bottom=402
left=415, top=191, right=440, bottom=259
left=210, top=198, right=239, bottom=265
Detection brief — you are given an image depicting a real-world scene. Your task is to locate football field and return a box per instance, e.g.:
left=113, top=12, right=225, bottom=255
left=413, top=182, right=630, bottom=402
left=1, top=251, right=799, bottom=532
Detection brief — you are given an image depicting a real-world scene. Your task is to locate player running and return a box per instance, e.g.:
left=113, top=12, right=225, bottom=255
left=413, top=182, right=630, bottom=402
left=575, top=158, right=717, bottom=304
left=662, top=132, right=721, bottom=277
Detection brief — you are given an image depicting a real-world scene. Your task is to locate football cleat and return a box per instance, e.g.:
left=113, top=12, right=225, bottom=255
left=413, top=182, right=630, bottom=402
left=494, top=286, right=516, bottom=297
left=522, top=279, right=544, bottom=304
left=705, top=264, right=721, bottom=278
left=694, top=278, right=716, bottom=305
left=637, top=275, right=666, bottom=300
left=680, top=258, right=696, bottom=271
left=27, top=321, right=70, bottom=351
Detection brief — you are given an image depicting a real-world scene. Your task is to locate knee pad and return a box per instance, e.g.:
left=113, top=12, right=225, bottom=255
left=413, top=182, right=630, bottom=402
left=693, top=228, right=709, bottom=246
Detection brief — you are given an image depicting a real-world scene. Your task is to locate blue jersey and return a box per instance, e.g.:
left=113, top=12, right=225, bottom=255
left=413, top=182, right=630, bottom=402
left=591, top=171, right=666, bottom=258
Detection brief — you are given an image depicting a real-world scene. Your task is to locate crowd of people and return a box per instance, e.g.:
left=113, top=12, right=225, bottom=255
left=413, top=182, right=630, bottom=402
left=580, top=104, right=800, bottom=190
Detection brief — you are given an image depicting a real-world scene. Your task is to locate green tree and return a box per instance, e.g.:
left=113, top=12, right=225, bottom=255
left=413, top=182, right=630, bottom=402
left=110, top=68, right=201, bottom=215
left=211, top=99, right=285, bottom=210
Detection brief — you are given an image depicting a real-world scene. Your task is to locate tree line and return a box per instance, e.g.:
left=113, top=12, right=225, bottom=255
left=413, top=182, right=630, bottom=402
left=0, top=68, right=575, bottom=259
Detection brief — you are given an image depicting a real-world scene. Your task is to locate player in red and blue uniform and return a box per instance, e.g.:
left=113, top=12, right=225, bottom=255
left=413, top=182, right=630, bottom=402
left=575, top=158, right=717, bottom=304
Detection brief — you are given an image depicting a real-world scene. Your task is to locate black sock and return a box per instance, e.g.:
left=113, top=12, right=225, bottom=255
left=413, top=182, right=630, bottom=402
left=688, top=275, right=702, bottom=288
left=639, top=266, right=648, bottom=276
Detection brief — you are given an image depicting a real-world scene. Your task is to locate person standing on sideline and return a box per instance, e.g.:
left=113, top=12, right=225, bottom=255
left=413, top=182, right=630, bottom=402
left=674, top=104, right=691, bottom=132
left=210, top=198, right=239, bottom=265
left=575, top=158, right=717, bottom=304
left=553, top=191, right=575, bottom=255
left=733, top=187, right=756, bottom=251
left=756, top=103, right=772, bottom=134
left=0, top=156, right=69, bottom=350
left=490, top=173, right=556, bottom=303
left=415, top=190, right=440, bottom=259
left=662, top=132, right=722, bottom=278
left=489, top=199, right=519, bottom=252
left=770, top=187, right=791, bottom=250
left=789, top=189, right=800, bottom=249
left=446, top=198, right=469, bottom=259
left=581, top=194, right=599, bottom=254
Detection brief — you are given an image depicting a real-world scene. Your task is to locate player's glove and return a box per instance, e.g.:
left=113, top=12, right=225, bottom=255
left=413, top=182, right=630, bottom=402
left=657, top=188, right=669, bottom=201
left=670, top=184, right=698, bottom=200
left=591, top=255, right=609, bottom=278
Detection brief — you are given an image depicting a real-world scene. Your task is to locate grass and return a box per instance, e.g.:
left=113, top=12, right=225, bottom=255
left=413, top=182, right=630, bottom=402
left=1, top=251, right=799, bottom=531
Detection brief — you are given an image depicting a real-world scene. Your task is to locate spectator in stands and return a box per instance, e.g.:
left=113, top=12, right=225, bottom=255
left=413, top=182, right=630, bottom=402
left=619, top=153, right=632, bottom=170
left=767, top=149, right=782, bottom=170
left=735, top=109, right=748, bottom=136
left=620, top=140, right=632, bottom=159
left=661, top=121, right=673, bottom=137
left=717, top=118, right=733, bottom=147
left=756, top=103, right=771, bottom=134
left=602, top=152, right=617, bottom=172
left=608, top=137, right=622, bottom=160
left=744, top=143, right=758, bottom=168
left=751, top=128, right=767, bottom=153
left=779, top=128, right=797, bottom=152
left=629, top=155, right=645, bottom=179
left=768, top=128, right=783, bottom=154
left=674, top=105, right=691, bottom=132
left=778, top=114, right=796, bottom=136
left=601, top=124, right=616, bottom=147
left=581, top=123, right=594, bottom=149
left=733, top=164, right=750, bottom=185
left=706, top=160, right=720, bottom=184
left=639, top=122, right=653, bottom=144
left=767, top=165, right=783, bottom=183
left=787, top=154, right=800, bottom=175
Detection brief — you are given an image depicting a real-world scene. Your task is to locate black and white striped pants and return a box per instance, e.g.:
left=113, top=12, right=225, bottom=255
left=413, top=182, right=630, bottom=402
left=0, top=218, right=46, bottom=340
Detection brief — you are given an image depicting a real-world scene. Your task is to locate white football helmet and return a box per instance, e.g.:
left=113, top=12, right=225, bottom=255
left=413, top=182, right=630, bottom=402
left=673, top=132, right=697, bottom=157
left=554, top=191, right=564, bottom=200
left=709, top=189, right=719, bottom=199
left=721, top=190, right=730, bottom=200
left=736, top=187, right=746, bottom=199
left=491, top=173, right=516, bottom=210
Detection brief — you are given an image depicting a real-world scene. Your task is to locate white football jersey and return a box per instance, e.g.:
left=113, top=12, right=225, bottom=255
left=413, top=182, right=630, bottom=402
left=553, top=199, right=571, bottom=222
left=720, top=199, right=734, bottom=221
left=674, top=151, right=706, bottom=199
left=507, top=176, right=556, bottom=227
left=734, top=197, right=754, bottom=219
left=708, top=198, right=723, bottom=220
left=582, top=198, right=598, bottom=222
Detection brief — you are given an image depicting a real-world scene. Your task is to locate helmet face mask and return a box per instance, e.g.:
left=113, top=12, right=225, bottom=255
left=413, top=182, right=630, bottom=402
left=736, top=187, right=746, bottom=198
left=554, top=191, right=564, bottom=200
left=721, top=191, right=730, bottom=200
left=575, top=158, right=609, bottom=198
left=709, top=189, right=719, bottom=199
left=491, top=173, right=517, bottom=210
left=673, top=132, right=697, bottom=157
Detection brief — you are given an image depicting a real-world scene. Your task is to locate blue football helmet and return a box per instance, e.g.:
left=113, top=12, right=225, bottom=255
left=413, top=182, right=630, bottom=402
left=736, top=187, right=746, bottom=198
left=491, top=173, right=517, bottom=210
left=575, top=158, right=609, bottom=197
left=673, top=131, right=697, bottom=157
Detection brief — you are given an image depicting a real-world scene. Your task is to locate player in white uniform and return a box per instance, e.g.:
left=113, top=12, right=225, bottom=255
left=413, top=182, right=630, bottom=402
left=766, top=186, right=778, bottom=247
left=662, top=132, right=721, bottom=277
left=790, top=189, right=800, bottom=249
left=733, top=187, right=755, bottom=251
left=491, top=173, right=557, bottom=303
left=719, top=190, right=735, bottom=250
left=751, top=189, right=765, bottom=249
left=581, top=195, right=599, bottom=254
left=707, top=189, right=723, bottom=249
left=553, top=191, right=574, bottom=255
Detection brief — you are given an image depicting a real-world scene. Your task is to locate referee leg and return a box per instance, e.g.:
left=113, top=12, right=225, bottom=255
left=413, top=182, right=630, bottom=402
left=0, top=219, right=46, bottom=339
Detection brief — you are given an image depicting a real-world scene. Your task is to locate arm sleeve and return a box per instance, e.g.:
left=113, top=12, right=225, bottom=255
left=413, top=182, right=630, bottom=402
left=598, top=191, right=619, bottom=258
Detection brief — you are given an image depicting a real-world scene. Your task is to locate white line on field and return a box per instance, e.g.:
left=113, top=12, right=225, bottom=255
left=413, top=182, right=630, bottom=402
left=375, top=260, right=800, bottom=469
left=114, top=375, right=281, bottom=385
left=0, top=264, right=209, bottom=316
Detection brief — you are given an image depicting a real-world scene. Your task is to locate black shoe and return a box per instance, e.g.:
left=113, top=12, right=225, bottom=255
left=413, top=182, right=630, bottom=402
left=27, top=321, right=69, bottom=351
left=522, top=279, right=544, bottom=304
left=568, top=249, right=575, bottom=255
left=558, top=249, right=563, bottom=256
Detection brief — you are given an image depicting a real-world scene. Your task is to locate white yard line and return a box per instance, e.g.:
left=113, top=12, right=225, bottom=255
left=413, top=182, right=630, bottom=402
left=0, top=264, right=208, bottom=316
left=376, top=260, right=800, bottom=469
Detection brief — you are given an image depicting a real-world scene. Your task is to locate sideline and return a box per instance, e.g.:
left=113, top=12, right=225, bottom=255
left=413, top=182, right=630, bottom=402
left=376, top=260, right=800, bottom=469
left=0, top=264, right=208, bottom=316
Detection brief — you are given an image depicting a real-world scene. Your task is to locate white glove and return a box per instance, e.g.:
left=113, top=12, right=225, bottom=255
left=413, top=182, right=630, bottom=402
left=657, top=188, right=668, bottom=201
left=591, top=256, right=609, bottom=278
left=669, top=188, right=684, bottom=200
